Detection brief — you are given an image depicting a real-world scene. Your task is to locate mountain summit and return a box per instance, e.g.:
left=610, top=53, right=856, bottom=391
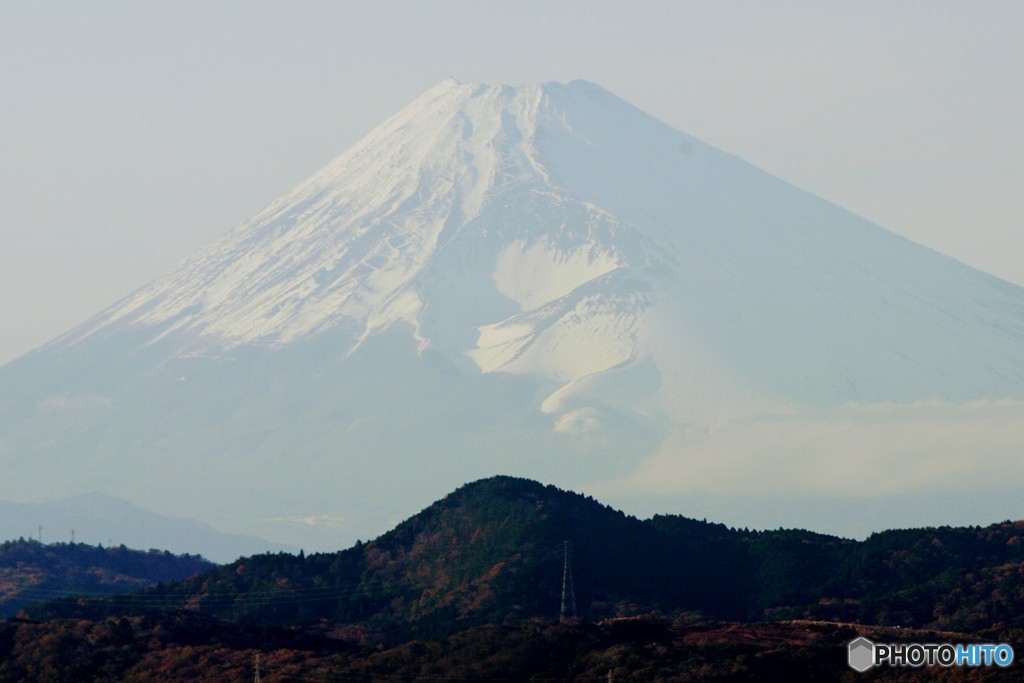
left=2, top=80, right=1023, bottom=548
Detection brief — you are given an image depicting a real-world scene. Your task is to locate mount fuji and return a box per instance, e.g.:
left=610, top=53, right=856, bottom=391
left=2, top=79, right=1023, bottom=549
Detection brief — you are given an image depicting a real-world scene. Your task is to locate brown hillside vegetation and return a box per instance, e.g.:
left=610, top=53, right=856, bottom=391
left=0, top=614, right=1020, bottom=682
left=9, top=477, right=1024, bottom=679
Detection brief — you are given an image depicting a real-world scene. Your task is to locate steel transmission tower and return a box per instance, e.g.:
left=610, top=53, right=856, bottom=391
left=559, top=540, right=577, bottom=622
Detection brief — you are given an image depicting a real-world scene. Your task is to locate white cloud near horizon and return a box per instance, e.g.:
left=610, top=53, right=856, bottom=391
left=267, top=515, right=347, bottom=528
left=611, top=399, right=1024, bottom=499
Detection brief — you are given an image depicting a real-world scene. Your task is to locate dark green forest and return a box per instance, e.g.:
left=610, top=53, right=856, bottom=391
left=5, top=476, right=1024, bottom=680
left=0, top=539, right=212, bottom=617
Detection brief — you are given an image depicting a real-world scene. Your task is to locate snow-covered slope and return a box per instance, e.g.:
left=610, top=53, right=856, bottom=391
left=57, top=79, right=1024, bottom=420
left=2, top=79, right=1023, bottom=548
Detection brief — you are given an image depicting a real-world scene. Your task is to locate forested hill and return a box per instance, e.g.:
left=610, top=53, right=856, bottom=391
left=25, top=476, right=1024, bottom=641
left=0, top=539, right=213, bottom=617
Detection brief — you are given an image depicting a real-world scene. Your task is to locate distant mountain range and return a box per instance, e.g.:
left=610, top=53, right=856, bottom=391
left=0, top=493, right=292, bottom=563
left=1, top=79, right=1022, bottom=549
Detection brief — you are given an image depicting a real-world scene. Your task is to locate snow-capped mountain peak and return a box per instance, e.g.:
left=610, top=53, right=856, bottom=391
left=5, top=80, right=1024, bottom=550
left=78, top=81, right=637, bottom=355
left=67, top=79, right=1024, bottom=420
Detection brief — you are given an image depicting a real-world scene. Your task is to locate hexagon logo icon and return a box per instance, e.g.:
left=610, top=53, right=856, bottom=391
left=848, top=636, right=875, bottom=672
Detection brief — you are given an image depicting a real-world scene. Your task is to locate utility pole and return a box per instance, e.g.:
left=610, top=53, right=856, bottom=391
left=559, top=540, right=577, bottom=622
left=71, top=529, right=75, bottom=544
left=254, top=653, right=262, bottom=683
left=38, top=525, right=42, bottom=544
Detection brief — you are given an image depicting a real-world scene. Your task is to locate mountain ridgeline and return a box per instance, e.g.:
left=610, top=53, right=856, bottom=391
left=0, top=539, right=212, bottom=617
left=26, top=477, right=1024, bottom=641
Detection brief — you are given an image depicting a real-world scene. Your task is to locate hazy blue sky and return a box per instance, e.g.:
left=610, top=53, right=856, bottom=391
left=2, top=1, right=1022, bottom=366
